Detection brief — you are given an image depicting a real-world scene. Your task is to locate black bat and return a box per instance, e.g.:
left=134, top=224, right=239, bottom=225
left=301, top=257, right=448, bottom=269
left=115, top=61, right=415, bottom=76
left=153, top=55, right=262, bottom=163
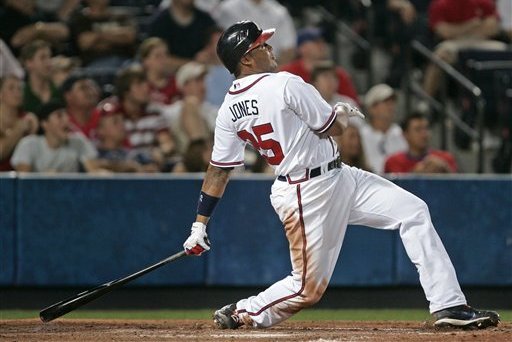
left=40, top=250, right=188, bottom=322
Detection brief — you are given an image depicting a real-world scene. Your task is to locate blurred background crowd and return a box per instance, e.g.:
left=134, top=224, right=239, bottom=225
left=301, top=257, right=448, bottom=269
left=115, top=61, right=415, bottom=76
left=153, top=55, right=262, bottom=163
left=1, top=0, right=511, bottom=175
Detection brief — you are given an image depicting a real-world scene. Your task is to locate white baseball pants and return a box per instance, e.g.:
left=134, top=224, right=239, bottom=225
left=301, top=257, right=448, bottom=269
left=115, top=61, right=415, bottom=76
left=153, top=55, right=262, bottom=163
left=236, top=165, right=466, bottom=328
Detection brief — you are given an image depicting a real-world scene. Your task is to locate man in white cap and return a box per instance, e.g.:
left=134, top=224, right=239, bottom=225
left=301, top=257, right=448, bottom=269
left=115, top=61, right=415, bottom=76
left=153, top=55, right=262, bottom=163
left=360, top=83, right=407, bottom=174
left=156, top=61, right=218, bottom=153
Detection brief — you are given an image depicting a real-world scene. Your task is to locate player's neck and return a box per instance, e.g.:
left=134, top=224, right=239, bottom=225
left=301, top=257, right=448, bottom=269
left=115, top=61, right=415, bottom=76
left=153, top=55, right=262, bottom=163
left=237, top=71, right=255, bottom=79
left=237, top=68, right=271, bottom=79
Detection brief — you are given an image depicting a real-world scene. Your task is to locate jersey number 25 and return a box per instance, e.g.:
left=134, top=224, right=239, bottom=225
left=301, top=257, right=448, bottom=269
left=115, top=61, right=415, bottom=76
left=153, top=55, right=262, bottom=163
left=237, top=123, right=284, bottom=165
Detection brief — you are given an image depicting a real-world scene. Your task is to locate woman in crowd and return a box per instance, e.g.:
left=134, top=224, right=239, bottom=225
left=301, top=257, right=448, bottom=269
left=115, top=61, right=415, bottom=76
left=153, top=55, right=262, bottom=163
left=139, top=37, right=180, bottom=106
left=0, top=75, right=38, bottom=171
left=334, top=124, right=373, bottom=172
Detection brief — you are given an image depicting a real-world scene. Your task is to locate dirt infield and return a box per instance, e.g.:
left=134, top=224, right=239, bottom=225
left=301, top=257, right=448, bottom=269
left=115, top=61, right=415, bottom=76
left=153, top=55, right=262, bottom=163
left=1, top=319, right=510, bottom=341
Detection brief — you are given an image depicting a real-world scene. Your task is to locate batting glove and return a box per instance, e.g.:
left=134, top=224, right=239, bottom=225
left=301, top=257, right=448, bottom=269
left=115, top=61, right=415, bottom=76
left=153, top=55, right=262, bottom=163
left=334, top=102, right=365, bottom=128
left=183, top=222, right=211, bottom=256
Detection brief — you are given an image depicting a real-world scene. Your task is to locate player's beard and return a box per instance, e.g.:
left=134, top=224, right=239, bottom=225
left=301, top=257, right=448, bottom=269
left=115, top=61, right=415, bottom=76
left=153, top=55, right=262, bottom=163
left=268, top=56, right=278, bottom=72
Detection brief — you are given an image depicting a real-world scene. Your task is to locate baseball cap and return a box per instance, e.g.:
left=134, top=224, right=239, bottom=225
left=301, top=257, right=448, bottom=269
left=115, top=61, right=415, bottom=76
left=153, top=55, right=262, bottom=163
left=36, top=100, right=66, bottom=122
left=297, top=27, right=323, bottom=46
left=176, top=62, right=208, bottom=90
left=364, top=84, right=395, bottom=108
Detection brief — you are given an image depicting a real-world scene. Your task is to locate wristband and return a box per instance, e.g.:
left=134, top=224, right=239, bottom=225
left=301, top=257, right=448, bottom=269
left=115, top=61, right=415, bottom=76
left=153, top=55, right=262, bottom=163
left=197, top=191, right=220, bottom=217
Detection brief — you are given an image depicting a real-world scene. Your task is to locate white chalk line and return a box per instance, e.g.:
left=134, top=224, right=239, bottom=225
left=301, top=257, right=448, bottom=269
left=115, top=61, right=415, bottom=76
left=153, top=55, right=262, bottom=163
left=211, top=332, right=294, bottom=338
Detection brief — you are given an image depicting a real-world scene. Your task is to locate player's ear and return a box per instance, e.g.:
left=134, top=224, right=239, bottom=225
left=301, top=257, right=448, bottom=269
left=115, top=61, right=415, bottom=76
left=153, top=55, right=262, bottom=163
left=240, top=54, right=253, bottom=69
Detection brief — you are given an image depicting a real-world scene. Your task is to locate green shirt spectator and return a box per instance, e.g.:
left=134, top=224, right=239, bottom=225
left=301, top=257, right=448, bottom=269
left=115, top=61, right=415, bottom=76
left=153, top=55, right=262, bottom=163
left=20, top=40, right=62, bottom=113
left=23, top=80, right=61, bottom=113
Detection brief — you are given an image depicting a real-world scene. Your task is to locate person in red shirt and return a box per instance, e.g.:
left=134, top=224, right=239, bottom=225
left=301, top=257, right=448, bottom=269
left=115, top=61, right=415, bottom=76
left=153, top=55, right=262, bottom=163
left=98, top=64, right=176, bottom=171
left=423, top=0, right=507, bottom=97
left=280, top=27, right=359, bottom=105
left=62, top=74, right=101, bottom=140
left=385, top=112, right=457, bottom=173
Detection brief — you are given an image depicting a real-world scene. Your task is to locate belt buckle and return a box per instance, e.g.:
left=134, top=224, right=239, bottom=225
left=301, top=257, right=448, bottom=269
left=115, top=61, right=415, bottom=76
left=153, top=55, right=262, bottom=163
left=334, top=156, right=341, bottom=169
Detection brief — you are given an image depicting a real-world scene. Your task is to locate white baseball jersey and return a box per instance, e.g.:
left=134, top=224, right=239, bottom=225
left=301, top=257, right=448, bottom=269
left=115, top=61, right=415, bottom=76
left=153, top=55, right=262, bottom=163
left=211, top=72, right=338, bottom=177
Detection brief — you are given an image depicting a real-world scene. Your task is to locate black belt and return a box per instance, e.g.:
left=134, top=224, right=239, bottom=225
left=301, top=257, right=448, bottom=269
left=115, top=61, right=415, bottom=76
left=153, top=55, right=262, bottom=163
left=277, top=156, right=341, bottom=182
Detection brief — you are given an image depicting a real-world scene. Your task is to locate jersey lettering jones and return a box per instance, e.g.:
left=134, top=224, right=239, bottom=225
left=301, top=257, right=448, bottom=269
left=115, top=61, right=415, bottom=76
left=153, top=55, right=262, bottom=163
left=230, top=99, right=259, bottom=122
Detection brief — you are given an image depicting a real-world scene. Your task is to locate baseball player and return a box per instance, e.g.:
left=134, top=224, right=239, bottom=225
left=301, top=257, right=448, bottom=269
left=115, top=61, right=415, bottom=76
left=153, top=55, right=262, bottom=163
left=183, top=21, right=500, bottom=330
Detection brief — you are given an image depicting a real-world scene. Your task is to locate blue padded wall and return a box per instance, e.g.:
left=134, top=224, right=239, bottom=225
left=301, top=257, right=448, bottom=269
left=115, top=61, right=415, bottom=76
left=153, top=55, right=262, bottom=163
left=207, top=179, right=291, bottom=285
left=15, top=177, right=205, bottom=286
left=0, top=175, right=16, bottom=285
left=331, top=226, right=396, bottom=286
left=394, top=178, right=512, bottom=285
left=1, top=175, right=510, bottom=287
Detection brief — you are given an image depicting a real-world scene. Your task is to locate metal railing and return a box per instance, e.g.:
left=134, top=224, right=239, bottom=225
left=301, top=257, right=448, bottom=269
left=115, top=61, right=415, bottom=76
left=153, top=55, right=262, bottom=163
left=466, top=60, right=512, bottom=71
left=316, top=5, right=374, bottom=89
left=407, top=40, right=485, bottom=173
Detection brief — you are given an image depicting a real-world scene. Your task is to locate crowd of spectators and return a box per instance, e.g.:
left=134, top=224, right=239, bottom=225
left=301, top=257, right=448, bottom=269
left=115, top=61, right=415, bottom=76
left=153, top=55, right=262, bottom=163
left=0, top=0, right=510, bottom=175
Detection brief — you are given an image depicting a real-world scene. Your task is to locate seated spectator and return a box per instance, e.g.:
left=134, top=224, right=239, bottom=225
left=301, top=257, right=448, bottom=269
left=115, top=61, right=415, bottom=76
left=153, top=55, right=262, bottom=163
left=423, top=0, right=507, bottom=98
left=195, top=26, right=233, bottom=107
left=385, top=112, right=457, bottom=173
left=95, top=109, right=161, bottom=172
left=69, top=0, right=137, bottom=69
left=212, top=0, right=297, bottom=65
left=173, top=138, right=212, bottom=173
left=10, top=100, right=101, bottom=172
left=0, top=0, right=69, bottom=55
left=334, top=125, right=372, bottom=172
left=61, top=74, right=102, bottom=140
left=99, top=64, right=175, bottom=171
left=311, top=61, right=360, bottom=108
left=157, top=61, right=216, bottom=153
left=148, top=0, right=216, bottom=72
left=139, top=37, right=180, bottom=106
left=0, top=75, right=39, bottom=171
left=360, top=84, right=408, bottom=174
left=20, top=40, right=62, bottom=113
left=0, top=39, right=24, bottom=79
left=281, top=27, right=359, bottom=105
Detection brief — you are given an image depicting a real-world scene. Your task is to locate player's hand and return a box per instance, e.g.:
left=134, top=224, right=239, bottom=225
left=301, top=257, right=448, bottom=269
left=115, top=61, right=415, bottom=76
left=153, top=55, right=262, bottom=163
left=183, top=222, right=211, bottom=256
left=334, top=102, right=365, bottom=128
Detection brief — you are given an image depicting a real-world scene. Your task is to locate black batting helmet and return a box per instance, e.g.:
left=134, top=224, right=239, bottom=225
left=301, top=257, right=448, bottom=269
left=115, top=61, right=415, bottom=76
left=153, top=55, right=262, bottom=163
left=216, top=21, right=275, bottom=74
